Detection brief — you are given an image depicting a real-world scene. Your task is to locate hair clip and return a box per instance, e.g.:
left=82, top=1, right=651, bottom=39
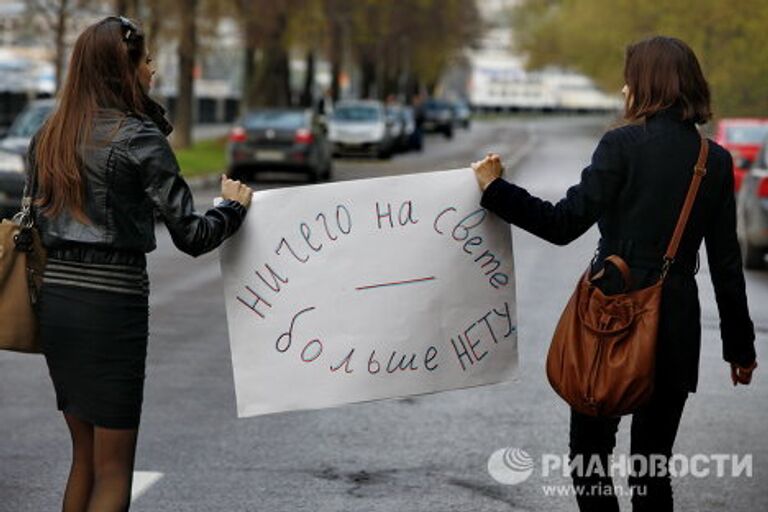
left=108, top=15, right=139, bottom=42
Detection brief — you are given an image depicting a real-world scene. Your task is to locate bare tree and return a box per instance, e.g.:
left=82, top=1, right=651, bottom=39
left=321, top=0, right=351, bottom=102
left=175, top=0, right=197, bottom=148
left=233, top=0, right=294, bottom=109
left=113, top=0, right=140, bottom=16
left=26, top=0, right=80, bottom=93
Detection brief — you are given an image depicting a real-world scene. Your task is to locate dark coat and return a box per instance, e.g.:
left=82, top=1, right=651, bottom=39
left=480, top=107, right=756, bottom=393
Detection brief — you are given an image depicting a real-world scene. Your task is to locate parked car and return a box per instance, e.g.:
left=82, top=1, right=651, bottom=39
left=421, top=99, right=455, bottom=138
left=385, top=104, right=420, bottom=153
left=226, top=109, right=332, bottom=183
left=453, top=100, right=471, bottom=129
left=328, top=100, right=396, bottom=159
left=400, top=106, right=422, bottom=151
left=385, top=104, right=406, bottom=151
left=714, top=118, right=768, bottom=193
left=737, top=137, right=768, bottom=269
left=0, top=99, right=55, bottom=219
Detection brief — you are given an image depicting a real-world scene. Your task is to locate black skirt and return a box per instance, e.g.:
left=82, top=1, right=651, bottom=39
left=37, top=283, right=149, bottom=429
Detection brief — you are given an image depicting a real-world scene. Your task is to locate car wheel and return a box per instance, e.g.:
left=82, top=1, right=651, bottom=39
left=444, top=127, right=454, bottom=139
left=377, top=146, right=391, bottom=160
left=307, top=166, right=321, bottom=183
left=740, top=236, right=766, bottom=269
left=323, top=161, right=333, bottom=181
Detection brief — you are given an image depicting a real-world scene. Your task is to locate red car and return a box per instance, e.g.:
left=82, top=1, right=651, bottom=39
left=714, top=118, right=768, bottom=192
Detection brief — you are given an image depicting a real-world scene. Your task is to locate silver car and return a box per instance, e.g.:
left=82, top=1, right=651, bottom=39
left=737, top=140, right=768, bottom=269
left=0, top=99, right=55, bottom=218
left=328, top=100, right=396, bottom=159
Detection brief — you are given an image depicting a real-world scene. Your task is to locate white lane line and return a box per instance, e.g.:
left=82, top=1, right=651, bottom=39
left=131, top=471, right=164, bottom=502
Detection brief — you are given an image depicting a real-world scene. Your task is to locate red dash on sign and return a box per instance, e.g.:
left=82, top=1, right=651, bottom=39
left=356, top=276, right=436, bottom=291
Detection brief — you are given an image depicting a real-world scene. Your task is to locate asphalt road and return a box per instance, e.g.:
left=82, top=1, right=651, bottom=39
left=1, top=116, right=765, bottom=512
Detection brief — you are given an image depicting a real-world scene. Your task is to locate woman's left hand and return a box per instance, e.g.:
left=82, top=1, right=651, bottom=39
left=731, top=360, right=757, bottom=386
left=471, top=153, right=504, bottom=191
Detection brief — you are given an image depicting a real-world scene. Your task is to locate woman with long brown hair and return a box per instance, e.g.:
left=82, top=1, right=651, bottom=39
left=472, top=36, right=757, bottom=511
left=28, top=16, right=253, bottom=511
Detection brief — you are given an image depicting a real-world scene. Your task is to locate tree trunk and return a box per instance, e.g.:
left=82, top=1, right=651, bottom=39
left=328, top=18, right=342, bottom=102
left=237, top=2, right=259, bottom=113
left=375, top=43, right=388, bottom=101
left=175, top=0, right=197, bottom=148
left=242, top=45, right=256, bottom=112
left=251, top=13, right=291, bottom=107
left=360, top=53, right=376, bottom=100
left=115, top=0, right=142, bottom=18
left=146, top=3, right=161, bottom=54
left=300, top=50, right=315, bottom=107
left=404, top=74, right=419, bottom=104
left=54, top=0, right=69, bottom=93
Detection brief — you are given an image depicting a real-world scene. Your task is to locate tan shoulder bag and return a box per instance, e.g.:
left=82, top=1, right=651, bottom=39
left=546, top=136, right=708, bottom=416
left=0, top=166, right=46, bottom=353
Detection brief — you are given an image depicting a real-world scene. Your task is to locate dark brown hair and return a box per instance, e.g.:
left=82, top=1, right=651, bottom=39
left=623, top=36, right=712, bottom=124
left=34, top=16, right=147, bottom=222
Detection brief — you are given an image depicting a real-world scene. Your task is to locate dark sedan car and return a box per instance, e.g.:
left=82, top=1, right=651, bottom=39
left=737, top=140, right=768, bottom=269
left=0, top=99, right=55, bottom=219
left=421, top=99, right=455, bottom=138
left=226, top=109, right=332, bottom=183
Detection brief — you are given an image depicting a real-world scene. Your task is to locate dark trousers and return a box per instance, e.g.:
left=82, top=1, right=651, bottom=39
left=569, top=389, right=688, bottom=512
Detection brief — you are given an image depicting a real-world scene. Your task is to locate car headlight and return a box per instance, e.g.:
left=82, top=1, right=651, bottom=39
left=0, top=151, right=24, bottom=173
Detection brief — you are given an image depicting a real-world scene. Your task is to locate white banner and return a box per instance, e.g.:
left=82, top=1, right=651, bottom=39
left=219, top=168, right=517, bottom=417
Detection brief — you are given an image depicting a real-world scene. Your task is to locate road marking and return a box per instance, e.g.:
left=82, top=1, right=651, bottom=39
left=131, top=471, right=164, bottom=502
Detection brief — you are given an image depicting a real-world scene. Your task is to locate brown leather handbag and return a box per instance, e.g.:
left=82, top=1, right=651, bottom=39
left=0, top=171, right=46, bottom=354
left=546, top=136, right=709, bottom=417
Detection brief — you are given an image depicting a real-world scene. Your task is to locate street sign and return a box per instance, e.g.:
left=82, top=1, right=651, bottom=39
left=219, top=168, right=518, bottom=417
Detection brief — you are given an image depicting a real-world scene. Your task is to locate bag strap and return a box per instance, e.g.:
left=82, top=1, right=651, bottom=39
left=661, top=135, right=708, bottom=279
left=15, top=136, right=38, bottom=228
left=590, top=254, right=633, bottom=291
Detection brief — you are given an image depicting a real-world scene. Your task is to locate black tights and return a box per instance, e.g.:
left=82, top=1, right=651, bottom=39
left=569, top=389, right=688, bottom=512
left=63, top=413, right=138, bottom=512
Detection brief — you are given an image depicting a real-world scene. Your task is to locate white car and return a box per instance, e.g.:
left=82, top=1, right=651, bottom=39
left=328, top=100, right=396, bottom=159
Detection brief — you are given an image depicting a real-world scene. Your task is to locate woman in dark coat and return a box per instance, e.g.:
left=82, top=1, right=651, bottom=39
left=28, top=17, right=253, bottom=511
left=472, top=36, right=757, bottom=511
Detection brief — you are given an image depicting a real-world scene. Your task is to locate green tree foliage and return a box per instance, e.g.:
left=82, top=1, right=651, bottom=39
left=512, top=0, right=768, bottom=117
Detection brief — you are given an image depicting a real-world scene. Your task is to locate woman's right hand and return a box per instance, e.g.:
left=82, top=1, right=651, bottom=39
left=471, top=153, right=504, bottom=191
left=221, top=174, right=253, bottom=209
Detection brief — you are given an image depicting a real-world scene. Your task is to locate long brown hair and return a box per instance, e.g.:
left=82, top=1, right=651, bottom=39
left=623, top=36, right=712, bottom=124
left=34, top=16, right=147, bottom=222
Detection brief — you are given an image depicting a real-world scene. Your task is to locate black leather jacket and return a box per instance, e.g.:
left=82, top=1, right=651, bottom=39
left=26, top=109, right=247, bottom=267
